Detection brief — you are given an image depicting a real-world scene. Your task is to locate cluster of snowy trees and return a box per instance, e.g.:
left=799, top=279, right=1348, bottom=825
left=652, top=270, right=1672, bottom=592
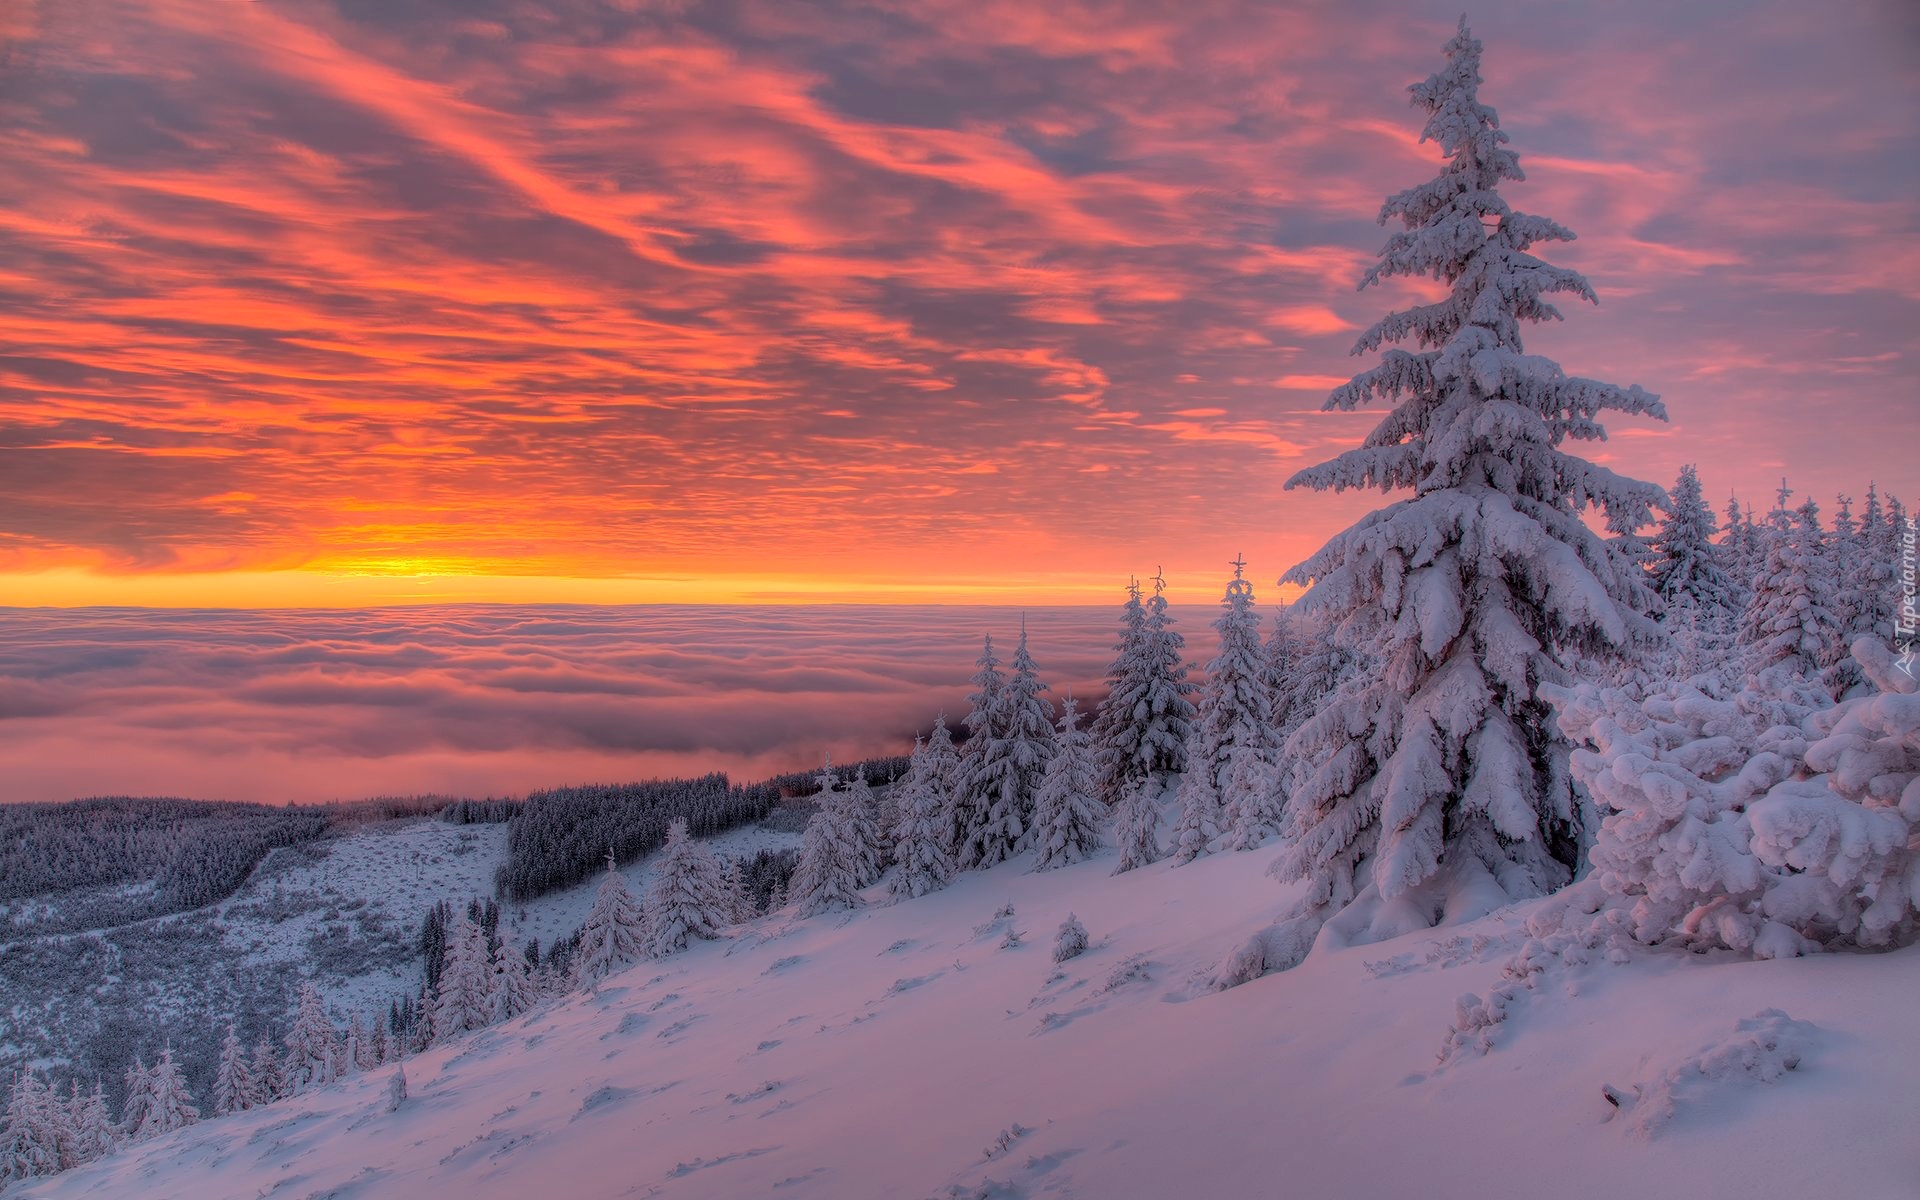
left=1651, top=472, right=1908, bottom=695
left=0, top=798, right=330, bottom=932
left=4, top=815, right=765, bottom=1188
left=4, top=983, right=391, bottom=1185
left=0, top=1070, right=120, bottom=1183
left=1227, top=20, right=1917, bottom=975
left=1543, top=636, right=1918, bottom=961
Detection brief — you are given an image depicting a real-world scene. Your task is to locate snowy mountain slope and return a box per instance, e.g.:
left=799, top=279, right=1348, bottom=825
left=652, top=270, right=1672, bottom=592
left=15, top=833, right=1915, bottom=1200
left=0, top=815, right=801, bottom=1098
left=225, top=816, right=802, bottom=1018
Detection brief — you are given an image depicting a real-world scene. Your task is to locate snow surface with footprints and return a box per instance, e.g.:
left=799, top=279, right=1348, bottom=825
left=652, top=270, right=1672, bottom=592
left=16, top=830, right=1917, bottom=1200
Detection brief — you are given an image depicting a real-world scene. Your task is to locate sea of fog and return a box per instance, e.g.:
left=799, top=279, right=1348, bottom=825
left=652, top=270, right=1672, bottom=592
left=0, top=604, right=1204, bottom=806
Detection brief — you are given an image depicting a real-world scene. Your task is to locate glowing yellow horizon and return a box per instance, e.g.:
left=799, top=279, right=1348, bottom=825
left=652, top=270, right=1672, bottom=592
left=0, top=568, right=1293, bottom=609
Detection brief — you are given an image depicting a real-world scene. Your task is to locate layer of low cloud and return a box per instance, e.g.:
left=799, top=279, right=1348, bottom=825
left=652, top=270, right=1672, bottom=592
left=0, top=603, right=1160, bottom=804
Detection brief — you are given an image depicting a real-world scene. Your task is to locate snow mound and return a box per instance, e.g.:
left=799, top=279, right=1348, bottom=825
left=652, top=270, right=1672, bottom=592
left=1604, top=1009, right=1817, bottom=1139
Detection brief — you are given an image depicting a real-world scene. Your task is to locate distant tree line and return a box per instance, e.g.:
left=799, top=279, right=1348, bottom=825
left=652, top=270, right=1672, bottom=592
left=0, top=798, right=330, bottom=925
left=494, top=774, right=776, bottom=901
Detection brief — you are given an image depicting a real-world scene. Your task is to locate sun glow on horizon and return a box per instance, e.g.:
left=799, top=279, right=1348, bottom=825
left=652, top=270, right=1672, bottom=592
left=0, top=567, right=1301, bottom=609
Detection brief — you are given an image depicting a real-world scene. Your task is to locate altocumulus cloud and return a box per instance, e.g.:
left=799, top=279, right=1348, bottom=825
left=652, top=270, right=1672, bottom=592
left=0, top=605, right=1148, bottom=804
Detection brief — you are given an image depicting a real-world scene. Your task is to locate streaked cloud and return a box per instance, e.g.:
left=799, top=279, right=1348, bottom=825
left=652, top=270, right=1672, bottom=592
left=0, top=0, right=1912, bottom=601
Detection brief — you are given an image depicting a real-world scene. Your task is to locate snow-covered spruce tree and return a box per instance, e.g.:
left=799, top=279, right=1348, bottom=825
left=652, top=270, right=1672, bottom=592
left=341, top=1014, right=364, bottom=1078
left=952, top=636, right=1007, bottom=866
left=407, top=994, right=432, bottom=1053
left=1261, top=604, right=1302, bottom=727
left=432, top=909, right=494, bottom=1041
left=489, top=933, right=538, bottom=1022
left=1269, top=21, right=1667, bottom=956
left=1825, top=494, right=1883, bottom=697
left=572, top=852, right=647, bottom=986
left=1189, top=557, right=1281, bottom=853
left=284, top=984, right=341, bottom=1093
left=919, top=714, right=964, bottom=865
left=1138, top=570, right=1198, bottom=780
left=1651, top=464, right=1737, bottom=613
left=890, top=736, right=956, bottom=898
left=1110, top=778, right=1162, bottom=874
left=962, top=622, right=1055, bottom=868
left=1090, top=578, right=1152, bottom=806
left=1606, top=506, right=1659, bottom=606
left=119, top=1058, right=154, bottom=1142
left=1169, top=770, right=1223, bottom=865
left=1030, top=698, right=1104, bottom=870
left=838, top=771, right=888, bottom=888
left=1853, top=485, right=1897, bottom=650
left=54, top=1082, right=84, bottom=1173
left=1739, top=482, right=1842, bottom=682
left=644, top=818, right=730, bottom=956
left=790, top=768, right=868, bottom=916
left=69, top=1082, right=114, bottom=1166
left=718, top=856, right=755, bottom=923
left=1722, top=495, right=1761, bottom=602
left=213, top=1023, right=256, bottom=1116
left=144, top=1047, right=198, bottom=1137
left=1645, top=469, right=1738, bottom=684
left=251, top=1033, right=286, bottom=1104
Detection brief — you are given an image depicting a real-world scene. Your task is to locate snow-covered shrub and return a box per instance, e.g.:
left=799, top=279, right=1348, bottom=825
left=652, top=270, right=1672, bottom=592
left=1604, top=1009, right=1815, bottom=1139
left=1051, top=914, right=1089, bottom=963
left=1544, top=637, right=1919, bottom=958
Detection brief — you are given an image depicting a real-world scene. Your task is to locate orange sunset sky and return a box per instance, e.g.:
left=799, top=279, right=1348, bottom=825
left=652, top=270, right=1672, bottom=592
left=1, top=0, right=1914, bottom=607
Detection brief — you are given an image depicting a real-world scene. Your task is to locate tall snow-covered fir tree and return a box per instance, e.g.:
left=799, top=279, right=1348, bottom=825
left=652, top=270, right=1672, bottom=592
left=213, top=1023, right=257, bottom=1116
left=119, top=1058, right=155, bottom=1142
left=1651, top=464, right=1736, bottom=612
left=572, top=852, right=648, bottom=986
left=432, top=909, right=494, bottom=1041
left=1721, top=493, right=1760, bottom=600
left=1853, top=484, right=1899, bottom=651
left=69, top=1082, right=114, bottom=1166
left=1110, top=778, right=1162, bottom=875
left=1188, top=556, right=1281, bottom=853
left=952, top=636, right=1007, bottom=867
left=919, top=713, right=964, bottom=861
left=791, top=769, right=869, bottom=916
left=1649, top=465, right=1738, bottom=680
left=489, top=932, right=539, bottom=1022
left=1137, top=570, right=1197, bottom=780
left=1271, top=21, right=1667, bottom=948
left=1029, top=698, right=1105, bottom=870
left=1169, top=769, right=1223, bottom=865
left=1739, top=481, right=1842, bottom=681
left=251, top=1033, right=286, bottom=1104
left=1825, top=493, right=1884, bottom=695
left=284, top=984, right=341, bottom=1093
left=962, top=622, right=1055, bottom=868
left=143, top=1047, right=199, bottom=1138
left=837, top=771, right=888, bottom=887
left=1090, top=578, right=1152, bottom=805
left=890, top=735, right=956, bottom=898
left=643, top=818, right=731, bottom=956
